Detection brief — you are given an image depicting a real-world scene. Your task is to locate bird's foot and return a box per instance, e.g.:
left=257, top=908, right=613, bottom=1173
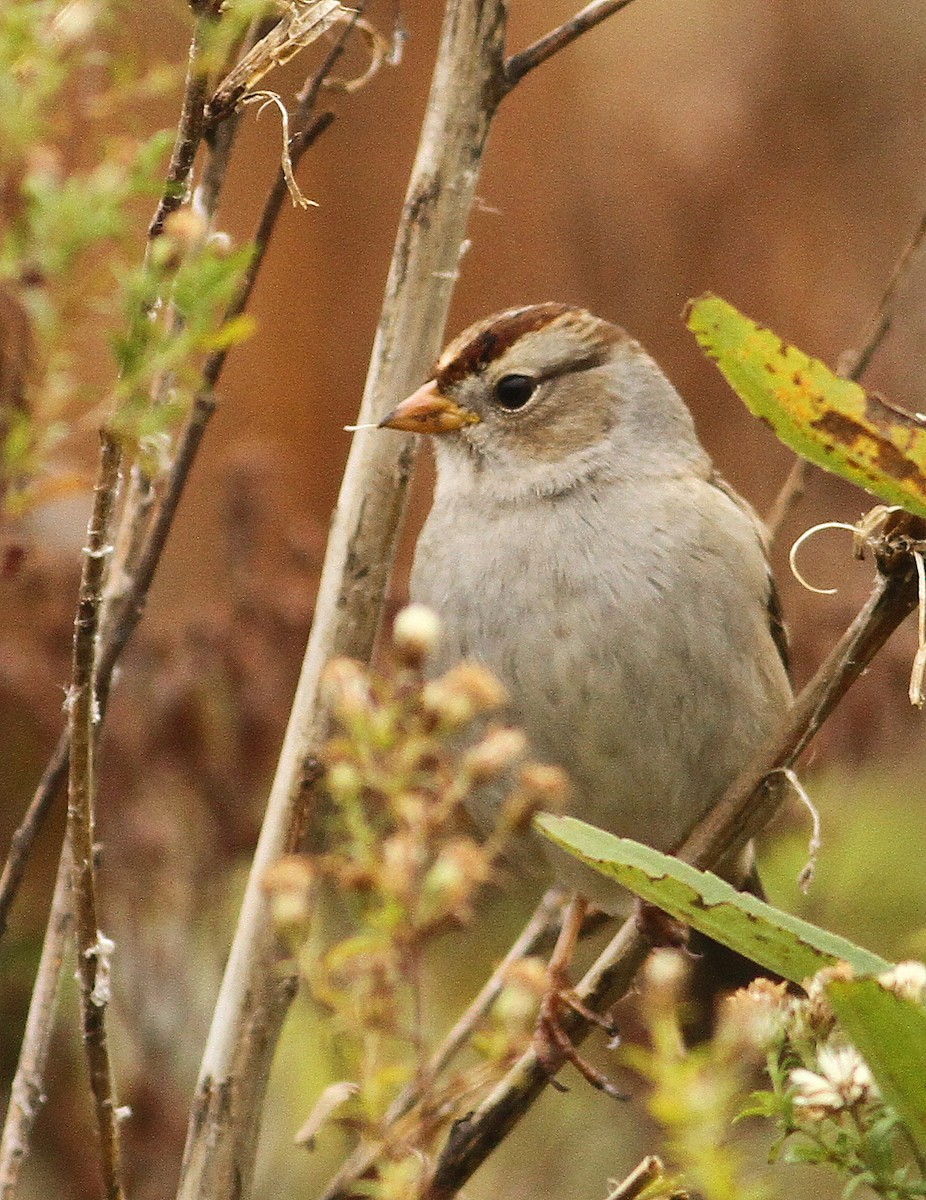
left=534, top=979, right=627, bottom=1101
left=634, top=899, right=690, bottom=951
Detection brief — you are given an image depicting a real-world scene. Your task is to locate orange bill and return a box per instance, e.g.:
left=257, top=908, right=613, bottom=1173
left=378, top=380, right=480, bottom=434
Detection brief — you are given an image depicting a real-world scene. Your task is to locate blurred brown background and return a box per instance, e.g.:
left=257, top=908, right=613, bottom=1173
left=4, top=1, right=926, bottom=1196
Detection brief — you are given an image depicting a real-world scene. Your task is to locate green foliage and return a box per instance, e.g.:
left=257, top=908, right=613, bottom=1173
left=534, top=815, right=890, bottom=981
left=621, top=954, right=770, bottom=1200
left=0, top=0, right=258, bottom=510
left=110, top=221, right=255, bottom=470
left=827, top=976, right=926, bottom=1162
left=742, top=968, right=926, bottom=1198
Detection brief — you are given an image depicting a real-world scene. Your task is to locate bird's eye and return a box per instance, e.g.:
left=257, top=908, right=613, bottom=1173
left=493, top=374, right=537, bottom=411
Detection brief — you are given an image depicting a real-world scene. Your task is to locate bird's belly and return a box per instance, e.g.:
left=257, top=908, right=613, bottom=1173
left=410, top=492, right=788, bottom=912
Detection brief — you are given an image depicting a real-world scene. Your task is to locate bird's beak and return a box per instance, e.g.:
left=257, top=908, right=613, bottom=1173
left=378, top=380, right=480, bottom=435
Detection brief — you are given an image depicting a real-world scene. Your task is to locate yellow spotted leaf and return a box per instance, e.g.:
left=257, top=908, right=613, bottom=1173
left=686, top=293, right=926, bottom=519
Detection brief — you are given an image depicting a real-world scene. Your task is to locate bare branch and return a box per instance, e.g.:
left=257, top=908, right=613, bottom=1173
left=843, top=205, right=926, bottom=381
left=424, top=534, right=921, bottom=1199
left=504, top=0, right=640, bottom=89
left=0, top=844, right=74, bottom=1196
left=176, top=3, right=509, bottom=1195
left=149, top=16, right=214, bottom=239
left=67, top=431, right=125, bottom=1200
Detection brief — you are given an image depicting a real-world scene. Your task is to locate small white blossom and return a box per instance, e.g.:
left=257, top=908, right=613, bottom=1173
left=790, top=1044, right=877, bottom=1115
left=878, top=961, right=926, bottom=1004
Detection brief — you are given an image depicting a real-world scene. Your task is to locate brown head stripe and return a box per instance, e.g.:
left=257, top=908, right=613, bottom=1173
left=435, top=303, right=577, bottom=389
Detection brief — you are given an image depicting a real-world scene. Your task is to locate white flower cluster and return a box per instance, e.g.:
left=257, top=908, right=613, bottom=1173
left=790, top=1044, right=878, bottom=1116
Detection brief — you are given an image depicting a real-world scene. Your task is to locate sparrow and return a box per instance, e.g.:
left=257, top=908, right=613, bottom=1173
left=378, top=304, right=791, bottom=1067
left=380, top=301, right=790, bottom=892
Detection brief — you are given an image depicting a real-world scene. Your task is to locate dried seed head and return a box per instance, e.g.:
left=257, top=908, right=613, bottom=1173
left=519, top=763, right=571, bottom=806
left=421, top=838, right=490, bottom=921
left=163, top=207, right=208, bottom=247
left=263, top=855, right=315, bottom=929
left=322, top=657, right=373, bottom=720
left=392, top=604, right=441, bottom=666
left=878, top=960, right=926, bottom=1004
left=380, top=834, right=423, bottom=901
left=429, top=663, right=508, bottom=719
left=463, top=727, right=528, bottom=782
left=719, top=978, right=789, bottom=1052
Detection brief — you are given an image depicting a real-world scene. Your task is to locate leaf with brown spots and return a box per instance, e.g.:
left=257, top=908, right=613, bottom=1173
left=536, top=814, right=889, bottom=984
left=686, top=293, right=926, bottom=519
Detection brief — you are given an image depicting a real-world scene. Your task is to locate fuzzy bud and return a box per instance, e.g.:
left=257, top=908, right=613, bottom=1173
left=325, top=761, right=362, bottom=801
left=463, top=727, right=528, bottom=782
left=380, top=834, right=423, bottom=902
left=718, top=977, right=789, bottom=1053
left=263, top=856, right=315, bottom=931
left=423, top=663, right=508, bottom=727
left=518, top=763, right=571, bottom=809
left=878, top=960, right=926, bottom=1004
left=162, top=207, right=208, bottom=251
left=392, top=604, right=441, bottom=666
left=420, top=680, right=474, bottom=728
left=492, top=957, right=549, bottom=1029
left=420, top=838, right=490, bottom=923
left=505, top=763, right=572, bottom=829
left=321, top=657, right=373, bottom=722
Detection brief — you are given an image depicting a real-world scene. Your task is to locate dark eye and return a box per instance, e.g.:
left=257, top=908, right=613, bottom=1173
left=493, top=374, right=537, bottom=411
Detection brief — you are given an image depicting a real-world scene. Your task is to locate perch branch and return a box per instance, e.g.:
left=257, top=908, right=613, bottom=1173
left=423, top=541, right=920, bottom=1199
left=67, top=431, right=125, bottom=1200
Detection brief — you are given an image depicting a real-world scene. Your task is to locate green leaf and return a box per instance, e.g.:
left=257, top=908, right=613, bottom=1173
left=199, top=312, right=257, bottom=352
left=827, top=976, right=926, bottom=1159
left=686, top=293, right=926, bottom=519
left=535, top=814, right=890, bottom=983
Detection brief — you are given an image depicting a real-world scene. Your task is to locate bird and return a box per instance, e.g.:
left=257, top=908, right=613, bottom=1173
left=378, top=302, right=792, bottom=1075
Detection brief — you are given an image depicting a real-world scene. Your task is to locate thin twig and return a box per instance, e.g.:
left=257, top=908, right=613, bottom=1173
left=844, top=207, right=926, bottom=381
left=67, top=431, right=125, bottom=1200
left=149, top=16, right=214, bottom=239
left=503, top=0, right=640, bottom=89
left=423, top=545, right=920, bottom=1199
left=766, top=201, right=926, bottom=543
left=605, top=1155, right=665, bottom=1200
left=0, top=844, right=74, bottom=1197
left=317, top=889, right=563, bottom=1200
left=0, top=732, right=68, bottom=941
